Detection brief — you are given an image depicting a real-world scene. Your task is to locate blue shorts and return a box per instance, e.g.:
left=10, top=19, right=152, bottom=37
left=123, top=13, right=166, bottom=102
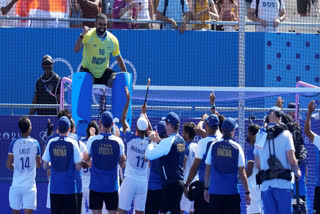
left=261, top=187, right=291, bottom=214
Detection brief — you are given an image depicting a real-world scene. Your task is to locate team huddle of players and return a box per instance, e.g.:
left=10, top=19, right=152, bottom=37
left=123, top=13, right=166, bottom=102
left=7, top=89, right=320, bottom=214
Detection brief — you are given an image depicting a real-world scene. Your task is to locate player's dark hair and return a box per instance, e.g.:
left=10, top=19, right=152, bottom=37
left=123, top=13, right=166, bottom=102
left=18, top=116, right=31, bottom=133
left=96, top=13, right=108, bottom=21
left=172, top=123, right=180, bottom=131
left=248, top=124, right=260, bottom=136
left=288, top=103, right=296, bottom=109
left=183, top=122, right=196, bottom=140
left=57, top=109, right=72, bottom=120
left=86, top=120, right=99, bottom=139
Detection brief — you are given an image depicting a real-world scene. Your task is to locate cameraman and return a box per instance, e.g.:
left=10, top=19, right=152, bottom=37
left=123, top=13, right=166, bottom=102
left=254, top=107, right=301, bottom=214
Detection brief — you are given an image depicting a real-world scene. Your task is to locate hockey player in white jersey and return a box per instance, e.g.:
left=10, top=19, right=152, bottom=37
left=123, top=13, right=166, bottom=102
left=7, top=116, right=42, bottom=214
left=180, top=122, right=198, bottom=214
left=119, top=87, right=152, bottom=214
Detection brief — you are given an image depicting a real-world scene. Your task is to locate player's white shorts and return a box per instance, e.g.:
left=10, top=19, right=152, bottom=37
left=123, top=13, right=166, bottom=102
left=180, top=193, right=194, bottom=212
left=46, top=180, right=50, bottom=208
left=9, top=185, right=37, bottom=210
left=246, top=185, right=262, bottom=214
left=119, top=177, right=148, bottom=211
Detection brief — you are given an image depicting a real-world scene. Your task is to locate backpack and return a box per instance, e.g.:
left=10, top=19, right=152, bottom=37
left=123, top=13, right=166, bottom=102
left=163, top=0, right=185, bottom=16
left=255, top=0, right=281, bottom=17
left=281, top=114, right=308, bottom=165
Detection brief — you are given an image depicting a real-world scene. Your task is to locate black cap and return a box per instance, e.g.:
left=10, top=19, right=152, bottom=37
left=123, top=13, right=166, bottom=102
left=42, top=55, right=53, bottom=64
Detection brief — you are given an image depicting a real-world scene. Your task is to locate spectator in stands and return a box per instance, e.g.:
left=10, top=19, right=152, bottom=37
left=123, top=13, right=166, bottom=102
left=0, top=0, right=27, bottom=27
left=112, top=0, right=142, bottom=29
left=297, top=0, right=310, bottom=16
left=247, top=0, right=286, bottom=32
left=29, top=55, right=61, bottom=116
left=191, top=0, right=219, bottom=30
left=79, top=0, right=102, bottom=28
left=69, top=0, right=82, bottom=28
left=28, top=0, right=69, bottom=28
left=136, top=0, right=154, bottom=29
left=156, top=0, right=192, bottom=33
left=215, top=0, right=238, bottom=31
left=103, top=0, right=114, bottom=29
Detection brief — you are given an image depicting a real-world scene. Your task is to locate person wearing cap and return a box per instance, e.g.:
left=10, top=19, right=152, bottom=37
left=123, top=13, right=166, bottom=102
left=255, top=107, right=301, bottom=214
left=83, top=111, right=126, bottom=214
left=145, top=120, right=167, bottom=214
left=29, top=55, right=61, bottom=116
left=145, top=111, right=185, bottom=214
left=74, top=13, right=127, bottom=88
left=80, top=120, right=109, bottom=214
left=204, top=118, right=251, bottom=214
left=180, top=122, right=198, bottom=214
left=44, top=110, right=85, bottom=213
left=184, top=114, right=222, bottom=214
left=118, top=86, right=151, bottom=214
left=42, top=116, right=82, bottom=214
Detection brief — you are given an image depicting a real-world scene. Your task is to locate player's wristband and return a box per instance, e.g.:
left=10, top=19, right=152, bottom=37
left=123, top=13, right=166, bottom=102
left=79, top=34, right=84, bottom=39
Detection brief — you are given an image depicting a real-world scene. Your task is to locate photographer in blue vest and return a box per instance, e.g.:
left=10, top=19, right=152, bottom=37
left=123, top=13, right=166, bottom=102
left=204, top=118, right=251, bottom=214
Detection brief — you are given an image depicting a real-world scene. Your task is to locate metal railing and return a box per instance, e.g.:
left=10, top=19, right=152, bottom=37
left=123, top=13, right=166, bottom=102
left=1, top=16, right=320, bottom=27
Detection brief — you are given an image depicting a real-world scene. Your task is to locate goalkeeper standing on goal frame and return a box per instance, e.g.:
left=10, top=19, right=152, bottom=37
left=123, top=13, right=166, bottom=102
left=74, top=13, right=127, bottom=88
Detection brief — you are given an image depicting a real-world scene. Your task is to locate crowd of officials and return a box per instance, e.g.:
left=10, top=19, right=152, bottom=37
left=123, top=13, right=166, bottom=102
left=6, top=83, right=320, bottom=214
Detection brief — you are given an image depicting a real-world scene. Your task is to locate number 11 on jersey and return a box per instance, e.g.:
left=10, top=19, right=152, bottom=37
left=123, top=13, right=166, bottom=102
left=136, top=156, right=145, bottom=168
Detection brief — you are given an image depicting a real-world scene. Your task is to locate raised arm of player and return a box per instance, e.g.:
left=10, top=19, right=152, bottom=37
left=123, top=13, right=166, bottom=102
left=195, top=114, right=208, bottom=138
left=141, top=104, right=153, bottom=132
left=1, top=0, right=18, bottom=15
left=121, top=86, right=131, bottom=134
left=74, top=26, right=90, bottom=53
left=304, top=100, right=317, bottom=143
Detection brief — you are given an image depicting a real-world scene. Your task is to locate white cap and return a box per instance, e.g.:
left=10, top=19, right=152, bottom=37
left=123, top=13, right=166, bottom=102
left=137, top=116, right=148, bottom=131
